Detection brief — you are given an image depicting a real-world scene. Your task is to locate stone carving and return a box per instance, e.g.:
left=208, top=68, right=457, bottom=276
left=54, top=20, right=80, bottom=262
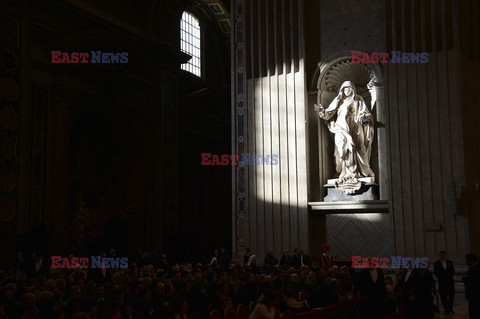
left=322, top=60, right=375, bottom=97
left=314, top=81, right=375, bottom=194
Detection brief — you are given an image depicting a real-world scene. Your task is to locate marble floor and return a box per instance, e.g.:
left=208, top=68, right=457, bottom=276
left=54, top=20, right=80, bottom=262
left=434, top=293, right=469, bottom=319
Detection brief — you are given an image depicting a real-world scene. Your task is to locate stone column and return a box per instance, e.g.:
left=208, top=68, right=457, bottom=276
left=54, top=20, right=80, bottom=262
left=148, top=73, right=179, bottom=253
left=374, top=83, right=389, bottom=200
left=231, top=0, right=248, bottom=264
left=50, top=85, right=75, bottom=255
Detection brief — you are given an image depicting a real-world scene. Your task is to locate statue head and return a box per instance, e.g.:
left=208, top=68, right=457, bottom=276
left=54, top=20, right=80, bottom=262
left=343, top=87, right=353, bottom=97
left=339, top=81, right=356, bottom=99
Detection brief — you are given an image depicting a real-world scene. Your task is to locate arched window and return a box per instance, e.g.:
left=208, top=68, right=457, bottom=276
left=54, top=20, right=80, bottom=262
left=180, top=11, right=201, bottom=77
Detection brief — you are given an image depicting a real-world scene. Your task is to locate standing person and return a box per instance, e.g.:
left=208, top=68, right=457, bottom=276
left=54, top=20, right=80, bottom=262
left=209, top=249, right=221, bottom=267
left=393, top=270, right=406, bottom=317
left=433, top=250, right=455, bottom=314
left=385, top=276, right=397, bottom=319
left=290, top=249, right=300, bottom=269
left=319, top=243, right=334, bottom=270
left=299, top=250, right=313, bottom=268
left=243, top=248, right=256, bottom=268
left=463, top=253, right=480, bottom=319
left=402, top=268, right=414, bottom=317
left=219, top=248, right=231, bottom=269
left=243, top=247, right=252, bottom=266
left=415, top=268, right=435, bottom=319
left=356, top=263, right=386, bottom=319
left=404, top=267, right=435, bottom=319
left=28, top=253, right=49, bottom=279
left=264, top=249, right=278, bottom=266
left=89, top=250, right=111, bottom=283
left=279, top=250, right=291, bottom=267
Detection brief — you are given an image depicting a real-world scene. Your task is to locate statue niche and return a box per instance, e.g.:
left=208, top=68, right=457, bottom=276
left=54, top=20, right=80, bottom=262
left=315, top=59, right=379, bottom=199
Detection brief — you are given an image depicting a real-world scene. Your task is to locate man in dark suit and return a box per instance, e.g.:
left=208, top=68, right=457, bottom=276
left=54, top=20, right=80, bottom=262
left=218, top=248, right=231, bottom=269
left=463, top=253, right=480, bottom=319
left=264, top=248, right=278, bottom=266
left=28, top=253, right=49, bottom=279
left=355, top=262, right=386, bottom=319
left=88, top=250, right=111, bottom=283
left=243, top=247, right=256, bottom=269
left=290, top=248, right=301, bottom=269
left=299, top=250, right=313, bottom=268
left=279, top=250, right=291, bottom=267
left=434, top=250, right=455, bottom=314
left=405, top=267, right=435, bottom=319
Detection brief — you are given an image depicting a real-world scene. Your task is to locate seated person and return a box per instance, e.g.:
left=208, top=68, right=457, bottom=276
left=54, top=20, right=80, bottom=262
left=280, top=281, right=309, bottom=313
left=308, top=278, right=342, bottom=308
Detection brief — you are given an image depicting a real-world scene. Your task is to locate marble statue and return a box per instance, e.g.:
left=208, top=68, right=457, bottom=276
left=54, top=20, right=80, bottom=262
left=314, top=81, right=375, bottom=194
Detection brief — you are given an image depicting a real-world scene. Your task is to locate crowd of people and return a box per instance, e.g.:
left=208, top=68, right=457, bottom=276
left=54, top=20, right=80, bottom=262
left=0, top=247, right=479, bottom=319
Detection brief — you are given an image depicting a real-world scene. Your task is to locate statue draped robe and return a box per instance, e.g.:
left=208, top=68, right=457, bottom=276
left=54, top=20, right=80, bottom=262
left=319, top=81, right=374, bottom=181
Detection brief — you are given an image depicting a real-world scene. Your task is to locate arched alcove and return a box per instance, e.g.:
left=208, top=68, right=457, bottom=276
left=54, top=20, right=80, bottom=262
left=311, top=50, right=389, bottom=201
left=308, top=51, right=392, bottom=259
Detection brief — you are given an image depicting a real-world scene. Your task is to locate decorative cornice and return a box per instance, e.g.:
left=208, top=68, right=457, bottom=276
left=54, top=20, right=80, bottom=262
left=197, top=0, right=231, bottom=37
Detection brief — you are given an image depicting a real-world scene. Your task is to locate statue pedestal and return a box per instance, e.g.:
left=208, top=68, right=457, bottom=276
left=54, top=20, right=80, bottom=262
left=324, top=178, right=379, bottom=202
left=309, top=186, right=390, bottom=259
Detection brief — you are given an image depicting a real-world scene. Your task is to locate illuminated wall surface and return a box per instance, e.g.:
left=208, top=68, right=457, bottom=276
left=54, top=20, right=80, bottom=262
left=231, top=0, right=479, bottom=263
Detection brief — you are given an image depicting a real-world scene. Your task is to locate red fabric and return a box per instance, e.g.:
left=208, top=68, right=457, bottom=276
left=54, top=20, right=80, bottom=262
left=210, top=310, right=222, bottom=319
left=225, top=307, right=236, bottom=319
left=320, top=255, right=334, bottom=268
left=283, top=296, right=366, bottom=319
left=237, top=304, right=249, bottom=319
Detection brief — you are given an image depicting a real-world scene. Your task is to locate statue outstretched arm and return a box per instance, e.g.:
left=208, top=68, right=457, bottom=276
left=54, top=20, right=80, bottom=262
left=314, top=101, right=337, bottom=120
left=314, top=103, right=325, bottom=117
left=357, top=101, right=373, bottom=125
